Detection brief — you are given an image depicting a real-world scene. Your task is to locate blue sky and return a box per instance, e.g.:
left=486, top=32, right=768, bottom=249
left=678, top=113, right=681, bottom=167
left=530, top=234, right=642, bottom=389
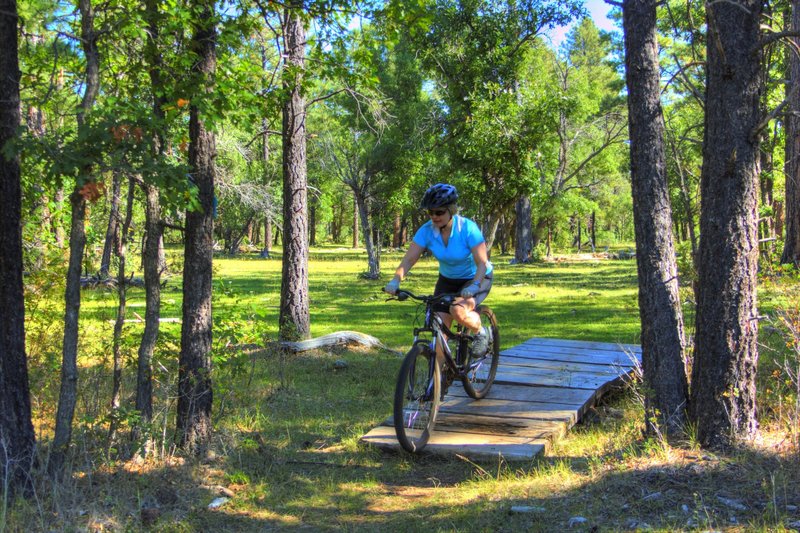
left=543, top=0, right=620, bottom=49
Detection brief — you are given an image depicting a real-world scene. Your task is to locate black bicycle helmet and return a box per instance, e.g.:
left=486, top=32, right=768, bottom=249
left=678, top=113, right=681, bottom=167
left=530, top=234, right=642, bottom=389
left=420, top=183, right=458, bottom=209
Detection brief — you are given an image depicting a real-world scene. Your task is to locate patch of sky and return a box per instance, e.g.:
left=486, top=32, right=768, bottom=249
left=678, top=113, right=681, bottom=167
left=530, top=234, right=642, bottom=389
left=542, top=0, right=621, bottom=51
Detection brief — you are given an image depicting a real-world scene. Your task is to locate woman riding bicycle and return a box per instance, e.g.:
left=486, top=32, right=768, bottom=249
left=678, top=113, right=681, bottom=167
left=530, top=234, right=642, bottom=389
left=384, top=183, right=494, bottom=356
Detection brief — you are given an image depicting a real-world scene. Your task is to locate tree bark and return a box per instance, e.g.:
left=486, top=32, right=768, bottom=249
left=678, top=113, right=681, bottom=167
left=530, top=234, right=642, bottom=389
left=50, top=0, right=99, bottom=476
left=689, top=0, right=762, bottom=448
left=138, top=0, right=166, bottom=442
left=108, top=177, right=135, bottom=447
left=263, top=217, right=272, bottom=257
left=783, top=0, right=800, bottom=265
left=309, top=202, right=317, bottom=247
left=514, top=194, right=533, bottom=263
left=352, top=195, right=358, bottom=248
left=137, top=184, right=161, bottom=426
left=279, top=2, right=310, bottom=341
left=178, top=0, right=216, bottom=453
left=623, top=0, right=689, bottom=437
left=353, top=187, right=379, bottom=278
left=98, top=173, right=122, bottom=278
left=0, top=0, right=36, bottom=495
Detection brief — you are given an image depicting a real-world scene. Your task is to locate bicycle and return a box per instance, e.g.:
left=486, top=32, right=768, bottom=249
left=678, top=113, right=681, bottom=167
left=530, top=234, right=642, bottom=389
left=386, top=288, right=500, bottom=453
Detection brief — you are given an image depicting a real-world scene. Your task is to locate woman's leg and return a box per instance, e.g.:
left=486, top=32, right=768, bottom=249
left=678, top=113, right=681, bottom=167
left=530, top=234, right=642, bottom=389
left=449, top=277, right=493, bottom=333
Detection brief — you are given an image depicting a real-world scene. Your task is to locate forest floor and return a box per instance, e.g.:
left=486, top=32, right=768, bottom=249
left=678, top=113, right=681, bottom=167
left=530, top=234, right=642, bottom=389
left=6, top=248, right=799, bottom=532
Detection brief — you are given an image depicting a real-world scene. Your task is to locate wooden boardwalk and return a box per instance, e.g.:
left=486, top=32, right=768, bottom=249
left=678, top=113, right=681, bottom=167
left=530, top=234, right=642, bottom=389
left=360, top=337, right=642, bottom=461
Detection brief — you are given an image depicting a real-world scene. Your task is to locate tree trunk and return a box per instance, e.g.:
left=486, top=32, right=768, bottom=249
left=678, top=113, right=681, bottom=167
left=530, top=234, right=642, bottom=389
left=51, top=191, right=86, bottom=475
left=352, top=195, right=359, bottom=248
left=514, top=194, right=533, bottom=263
left=670, top=140, right=699, bottom=262
left=263, top=217, right=272, bottom=257
left=177, top=0, right=216, bottom=453
left=331, top=202, right=342, bottom=243
left=354, top=188, right=379, bottom=278
left=108, top=177, right=135, bottom=447
left=53, top=187, right=65, bottom=247
left=689, top=0, right=762, bottom=448
left=0, top=0, right=36, bottom=494
left=759, top=146, right=775, bottom=258
left=783, top=0, right=800, bottom=265
left=623, top=0, right=689, bottom=437
left=392, top=212, right=401, bottom=248
left=98, top=173, right=122, bottom=278
left=139, top=0, right=166, bottom=442
left=50, top=0, right=99, bottom=476
left=482, top=212, right=501, bottom=256
left=279, top=3, right=310, bottom=341
left=309, top=203, right=317, bottom=247
left=137, top=184, right=161, bottom=427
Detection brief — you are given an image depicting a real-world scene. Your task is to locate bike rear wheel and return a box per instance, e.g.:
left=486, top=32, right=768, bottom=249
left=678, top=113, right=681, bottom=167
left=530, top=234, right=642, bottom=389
left=461, top=306, right=499, bottom=399
left=394, top=343, right=441, bottom=453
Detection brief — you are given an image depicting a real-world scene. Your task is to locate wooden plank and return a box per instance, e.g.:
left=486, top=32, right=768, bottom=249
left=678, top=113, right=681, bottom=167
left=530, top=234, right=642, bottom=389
left=447, top=382, right=596, bottom=408
left=519, top=337, right=642, bottom=354
left=439, top=396, right=579, bottom=425
left=502, top=346, right=639, bottom=368
left=493, top=366, right=622, bottom=390
left=360, top=426, right=547, bottom=460
left=383, top=411, right=565, bottom=439
left=498, top=357, right=633, bottom=377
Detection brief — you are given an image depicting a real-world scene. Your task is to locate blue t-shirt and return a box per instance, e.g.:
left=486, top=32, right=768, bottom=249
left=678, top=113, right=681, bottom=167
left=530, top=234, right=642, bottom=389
left=412, top=215, right=494, bottom=279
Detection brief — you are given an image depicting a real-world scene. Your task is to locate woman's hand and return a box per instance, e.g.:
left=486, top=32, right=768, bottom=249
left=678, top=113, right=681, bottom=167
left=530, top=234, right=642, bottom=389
left=384, top=278, right=400, bottom=295
left=461, top=281, right=481, bottom=298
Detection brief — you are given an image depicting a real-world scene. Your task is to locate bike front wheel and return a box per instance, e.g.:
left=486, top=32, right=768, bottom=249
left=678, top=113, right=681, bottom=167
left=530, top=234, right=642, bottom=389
left=462, top=305, right=500, bottom=399
left=393, top=343, right=441, bottom=453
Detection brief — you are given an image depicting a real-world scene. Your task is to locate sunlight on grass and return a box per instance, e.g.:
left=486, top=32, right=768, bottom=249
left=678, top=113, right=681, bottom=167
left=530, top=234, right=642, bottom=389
left=16, top=248, right=800, bottom=532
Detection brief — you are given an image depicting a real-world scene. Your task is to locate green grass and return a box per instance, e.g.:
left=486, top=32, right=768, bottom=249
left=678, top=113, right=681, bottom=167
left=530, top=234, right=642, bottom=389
left=9, top=248, right=800, bottom=532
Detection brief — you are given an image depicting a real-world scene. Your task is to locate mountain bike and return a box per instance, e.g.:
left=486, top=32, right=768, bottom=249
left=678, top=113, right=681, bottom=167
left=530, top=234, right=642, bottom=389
left=386, top=289, right=499, bottom=453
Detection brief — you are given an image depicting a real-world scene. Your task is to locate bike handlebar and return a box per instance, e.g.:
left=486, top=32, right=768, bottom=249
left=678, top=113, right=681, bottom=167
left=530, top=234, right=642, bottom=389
left=383, top=288, right=458, bottom=304
left=384, top=287, right=488, bottom=304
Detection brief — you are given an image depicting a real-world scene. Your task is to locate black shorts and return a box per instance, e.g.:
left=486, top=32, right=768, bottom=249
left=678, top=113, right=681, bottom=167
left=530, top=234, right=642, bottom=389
left=432, top=274, right=493, bottom=313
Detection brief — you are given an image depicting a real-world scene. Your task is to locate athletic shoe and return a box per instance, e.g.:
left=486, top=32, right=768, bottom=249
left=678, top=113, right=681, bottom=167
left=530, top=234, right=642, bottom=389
left=470, top=326, right=489, bottom=357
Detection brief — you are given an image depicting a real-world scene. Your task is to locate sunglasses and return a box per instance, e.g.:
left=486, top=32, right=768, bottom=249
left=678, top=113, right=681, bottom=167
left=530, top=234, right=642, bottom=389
left=428, top=209, right=448, bottom=217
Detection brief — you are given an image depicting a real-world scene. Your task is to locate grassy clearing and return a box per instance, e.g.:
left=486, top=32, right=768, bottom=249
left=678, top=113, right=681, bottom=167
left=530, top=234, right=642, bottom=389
left=7, top=249, right=800, bottom=532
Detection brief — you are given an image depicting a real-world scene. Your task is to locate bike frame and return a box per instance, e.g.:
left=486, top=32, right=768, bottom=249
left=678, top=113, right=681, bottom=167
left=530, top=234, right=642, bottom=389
left=412, top=296, right=470, bottom=378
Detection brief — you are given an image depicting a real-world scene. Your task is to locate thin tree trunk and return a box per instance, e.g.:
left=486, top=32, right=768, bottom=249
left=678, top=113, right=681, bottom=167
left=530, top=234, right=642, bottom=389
left=51, top=191, right=86, bottom=476
left=263, top=217, right=272, bottom=257
left=352, top=195, right=358, bottom=248
left=623, top=0, right=689, bottom=436
left=98, top=173, right=122, bottom=278
left=138, top=0, right=166, bottom=447
left=108, top=176, right=135, bottom=448
left=482, top=212, right=501, bottom=255
left=50, top=0, right=99, bottom=476
left=53, top=187, right=65, bottom=247
left=669, top=140, right=698, bottom=261
left=177, top=0, right=216, bottom=453
left=759, top=146, right=775, bottom=257
left=278, top=2, right=310, bottom=341
left=136, top=184, right=161, bottom=427
left=783, top=0, right=800, bottom=265
left=0, top=0, right=36, bottom=494
left=515, top=195, right=533, bottom=263
left=354, top=188, right=379, bottom=278
left=689, top=0, right=762, bottom=448
left=392, top=212, right=401, bottom=248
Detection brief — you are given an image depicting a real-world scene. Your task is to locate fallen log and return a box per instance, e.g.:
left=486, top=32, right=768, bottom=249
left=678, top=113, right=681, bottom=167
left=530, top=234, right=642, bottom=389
left=278, top=330, right=400, bottom=355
